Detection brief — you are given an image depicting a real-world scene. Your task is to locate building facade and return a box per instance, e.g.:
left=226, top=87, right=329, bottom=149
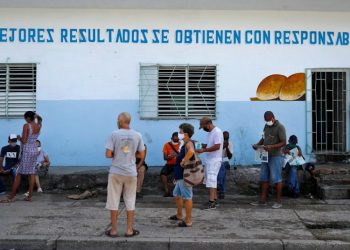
left=0, top=1, right=350, bottom=166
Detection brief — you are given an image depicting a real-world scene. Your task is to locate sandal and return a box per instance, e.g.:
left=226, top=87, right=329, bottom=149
left=105, top=229, right=118, bottom=238
left=0, top=196, right=16, bottom=203
left=125, top=229, right=140, bottom=237
left=178, top=221, right=192, bottom=227
left=169, top=215, right=183, bottom=221
left=24, top=196, right=32, bottom=202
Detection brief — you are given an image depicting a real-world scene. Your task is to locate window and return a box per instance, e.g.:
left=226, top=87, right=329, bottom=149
left=0, top=64, right=36, bottom=118
left=306, top=69, right=350, bottom=155
left=139, top=64, right=217, bottom=119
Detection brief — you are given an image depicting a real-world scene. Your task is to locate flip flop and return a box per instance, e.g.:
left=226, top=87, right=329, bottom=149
left=24, top=197, right=32, bottom=202
left=169, top=215, right=183, bottom=221
left=105, top=229, right=118, bottom=238
left=125, top=229, right=140, bottom=237
left=178, top=221, right=192, bottom=227
left=0, top=196, right=16, bottom=203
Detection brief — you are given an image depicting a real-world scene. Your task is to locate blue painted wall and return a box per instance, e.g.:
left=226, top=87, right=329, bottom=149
left=0, top=100, right=306, bottom=167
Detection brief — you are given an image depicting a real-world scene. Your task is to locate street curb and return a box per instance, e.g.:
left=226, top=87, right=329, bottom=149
left=1, top=235, right=350, bottom=250
left=0, top=235, right=57, bottom=250
left=282, top=239, right=350, bottom=250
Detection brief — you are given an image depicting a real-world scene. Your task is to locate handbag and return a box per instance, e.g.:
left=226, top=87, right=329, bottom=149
left=183, top=145, right=204, bottom=187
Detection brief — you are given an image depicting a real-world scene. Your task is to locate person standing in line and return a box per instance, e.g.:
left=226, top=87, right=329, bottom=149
left=251, top=111, right=286, bottom=209
left=1, top=111, right=42, bottom=203
left=217, top=131, right=233, bottom=199
left=170, top=123, right=195, bottom=227
left=196, top=117, right=223, bottom=210
left=105, top=112, right=145, bottom=238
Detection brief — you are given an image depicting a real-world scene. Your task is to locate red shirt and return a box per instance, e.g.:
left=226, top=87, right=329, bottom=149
left=162, top=142, right=180, bottom=165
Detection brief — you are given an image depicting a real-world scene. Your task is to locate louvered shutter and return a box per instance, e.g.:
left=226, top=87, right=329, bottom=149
left=0, top=64, right=36, bottom=118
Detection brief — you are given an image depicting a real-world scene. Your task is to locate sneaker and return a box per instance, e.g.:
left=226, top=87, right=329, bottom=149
left=203, top=201, right=216, bottom=210
left=214, top=199, right=219, bottom=207
left=250, top=201, right=267, bottom=206
left=37, top=188, right=43, bottom=193
left=24, top=192, right=29, bottom=197
left=0, top=191, right=6, bottom=195
left=272, top=202, right=282, bottom=209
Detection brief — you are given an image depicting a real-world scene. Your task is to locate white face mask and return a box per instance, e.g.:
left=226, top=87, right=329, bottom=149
left=266, top=120, right=274, bottom=126
left=178, top=133, right=185, bottom=140
left=172, top=140, right=179, bottom=145
left=37, top=147, right=41, bottom=152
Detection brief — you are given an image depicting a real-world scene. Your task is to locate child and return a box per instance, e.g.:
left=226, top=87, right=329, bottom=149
left=0, top=134, right=20, bottom=195
left=24, top=140, right=50, bottom=196
left=283, top=135, right=305, bottom=198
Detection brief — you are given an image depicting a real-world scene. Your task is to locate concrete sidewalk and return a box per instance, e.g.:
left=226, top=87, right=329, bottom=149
left=1, top=192, right=350, bottom=250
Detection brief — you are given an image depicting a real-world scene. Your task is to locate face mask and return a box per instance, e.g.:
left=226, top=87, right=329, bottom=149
left=203, top=126, right=210, bottom=132
left=10, top=142, right=17, bottom=147
left=172, top=140, right=179, bottom=145
left=266, top=120, right=274, bottom=126
left=178, top=133, right=185, bottom=140
left=37, top=147, right=41, bottom=152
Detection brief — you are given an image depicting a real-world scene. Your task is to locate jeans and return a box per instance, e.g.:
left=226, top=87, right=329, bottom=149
left=286, top=164, right=300, bottom=196
left=260, top=156, right=283, bottom=184
left=217, top=161, right=230, bottom=194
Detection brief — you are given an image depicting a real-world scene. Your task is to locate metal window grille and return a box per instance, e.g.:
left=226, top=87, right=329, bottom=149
left=0, top=64, right=36, bottom=118
left=139, top=64, right=217, bottom=119
left=306, top=69, right=350, bottom=155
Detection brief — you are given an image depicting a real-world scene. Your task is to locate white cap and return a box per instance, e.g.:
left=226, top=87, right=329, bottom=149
left=9, top=134, right=17, bottom=140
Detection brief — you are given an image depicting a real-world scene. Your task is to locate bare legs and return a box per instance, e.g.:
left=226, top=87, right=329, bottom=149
left=126, top=210, right=135, bottom=235
left=8, top=174, right=35, bottom=201
left=109, top=210, right=135, bottom=236
left=174, top=196, right=192, bottom=225
left=35, top=175, right=41, bottom=190
left=136, top=166, right=145, bottom=193
left=110, top=210, right=118, bottom=236
left=9, top=174, right=22, bottom=199
left=260, top=181, right=282, bottom=203
left=209, top=187, right=217, bottom=201
left=161, top=175, right=169, bottom=194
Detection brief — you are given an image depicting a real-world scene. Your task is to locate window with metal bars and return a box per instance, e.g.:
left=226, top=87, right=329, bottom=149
left=0, top=64, right=36, bottom=118
left=306, top=69, right=350, bottom=155
left=139, top=64, right=217, bottom=119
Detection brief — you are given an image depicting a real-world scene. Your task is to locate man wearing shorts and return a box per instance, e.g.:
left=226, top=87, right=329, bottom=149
left=251, top=111, right=286, bottom=209
left=196, top=117, right=223, bottom=210
left=105, top=112, right=145, bottom=237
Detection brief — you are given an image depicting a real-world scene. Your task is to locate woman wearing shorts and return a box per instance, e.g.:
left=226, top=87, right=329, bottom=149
left=169, top=123, right=195, bottom=227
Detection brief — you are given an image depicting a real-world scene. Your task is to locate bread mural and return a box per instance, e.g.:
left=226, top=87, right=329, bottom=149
left=251, top=73, right=305, bottom=101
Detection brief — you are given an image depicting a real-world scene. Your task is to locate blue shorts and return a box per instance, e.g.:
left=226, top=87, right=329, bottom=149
left=173, top=179, right=193, bottom=200
left=260, top=156, right=283, bottom=184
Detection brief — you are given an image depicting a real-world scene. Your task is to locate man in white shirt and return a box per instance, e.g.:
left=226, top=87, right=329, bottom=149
left=217, top=131, right=233, bottom=199
left=196, top=117, right=223, bottom=210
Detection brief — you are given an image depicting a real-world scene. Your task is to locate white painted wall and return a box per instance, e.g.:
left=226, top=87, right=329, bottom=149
left=0, top=9, right=350, bottom=101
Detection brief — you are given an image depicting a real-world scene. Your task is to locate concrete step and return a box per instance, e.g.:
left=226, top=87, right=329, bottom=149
left=320, top=184, right=350, bottom=199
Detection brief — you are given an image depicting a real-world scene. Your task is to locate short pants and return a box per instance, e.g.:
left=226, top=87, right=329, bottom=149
left=173, top=179, right=193, bottom=200
left=260, top=155, right=283, bottom=184
left=203, top=158, right=222, bottom=188
left=106, top=174, right=137, bottom=211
